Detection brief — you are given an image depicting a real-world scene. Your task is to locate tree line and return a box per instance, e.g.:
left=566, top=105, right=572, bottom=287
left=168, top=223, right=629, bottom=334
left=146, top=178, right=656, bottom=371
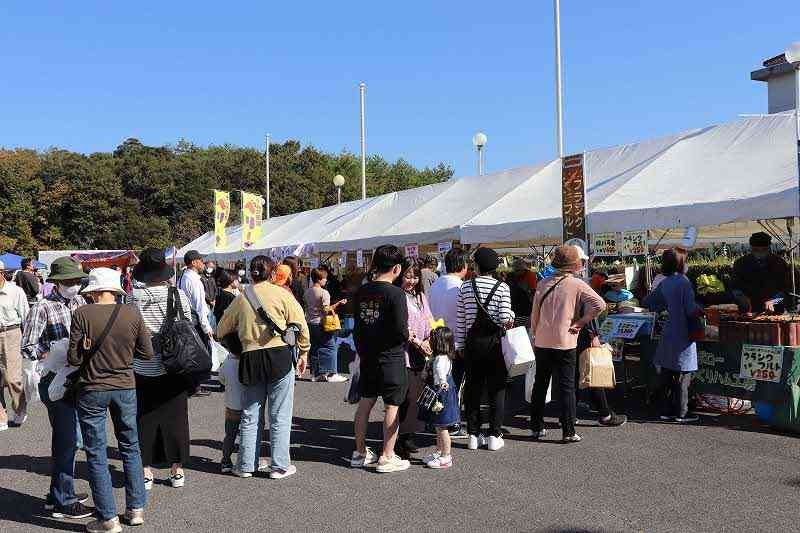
left=0, top=138, right=453, bottom=256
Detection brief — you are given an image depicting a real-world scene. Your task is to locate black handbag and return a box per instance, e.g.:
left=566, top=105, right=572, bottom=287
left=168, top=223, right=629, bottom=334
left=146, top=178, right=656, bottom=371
left=154, top=287, right=212, bottom=375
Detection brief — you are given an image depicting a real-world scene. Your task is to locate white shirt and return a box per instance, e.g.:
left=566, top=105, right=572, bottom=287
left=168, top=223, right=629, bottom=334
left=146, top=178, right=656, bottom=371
left=428, top=274, right=463, bottom=332
left=432, top=355, right=452, bottom=387
left=218, top=357, right=243, bottom=410
left=178, top=269, right=212, bottom=334
left=0, top=280, right=29, bottom=327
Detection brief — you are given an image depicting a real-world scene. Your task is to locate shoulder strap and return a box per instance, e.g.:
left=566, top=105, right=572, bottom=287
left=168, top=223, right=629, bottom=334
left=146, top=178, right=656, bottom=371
left=536, top=275, right=569, bottom=314
left=471, top=278, right=503, bottom=325
left=86, top=304, right=123, bottom=358
left=243, top=284, right=286, bottom=335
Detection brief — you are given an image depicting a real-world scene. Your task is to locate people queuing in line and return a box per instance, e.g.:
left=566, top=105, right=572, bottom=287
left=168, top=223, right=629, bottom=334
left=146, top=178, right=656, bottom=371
left=130, top=249, right=194, bottom=492
left=394, top=257, right=434, bottom=459
left=456, top=247, right=514, bottom=452
left=530, top=245, right=607, bottom=443
left=201, top=260, right=217, bottom=328
left=11, top=242, right=713, bottom=531
left=216, top=256, right=310, bottom=479
left=0, top=259, right=30, bottom=431
left=304, top=267, right=348, bottom=383
left=68, top=267, right=153, bottom=532
left=420, top=254, right=439, bottom=295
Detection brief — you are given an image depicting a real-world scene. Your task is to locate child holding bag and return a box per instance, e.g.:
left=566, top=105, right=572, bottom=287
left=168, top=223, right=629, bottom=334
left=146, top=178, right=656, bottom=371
left=419, top=326, right=459, bottom=469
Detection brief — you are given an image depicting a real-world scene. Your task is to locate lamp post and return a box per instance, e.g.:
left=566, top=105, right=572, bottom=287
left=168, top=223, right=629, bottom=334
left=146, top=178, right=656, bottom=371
left=333, top=174, right=346, bottom=205
left=785, top=41, right=800, bottom=307
left=554, top=0, right=564, bottom=158
left=359, top=82, right=367, bottom=200
left=473, top=131, right=487, bottom=176
left=265, top=133, right=271, bottom=219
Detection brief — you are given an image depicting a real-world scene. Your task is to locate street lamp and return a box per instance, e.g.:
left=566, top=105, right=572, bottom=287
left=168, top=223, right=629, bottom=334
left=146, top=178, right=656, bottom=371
left=333, top=174, right=346, bottom=205
left=473, top=131, right=487, bottom=176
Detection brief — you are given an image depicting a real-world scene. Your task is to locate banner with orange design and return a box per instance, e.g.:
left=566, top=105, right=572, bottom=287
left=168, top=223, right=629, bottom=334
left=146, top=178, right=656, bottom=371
left=241, top=191, right=264, bottom=249
left=214, top=190, right=230, bottom=251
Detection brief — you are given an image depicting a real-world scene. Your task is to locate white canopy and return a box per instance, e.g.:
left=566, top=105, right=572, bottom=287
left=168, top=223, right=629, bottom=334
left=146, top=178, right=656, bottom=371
left=179, top=114, right=798, bottom=257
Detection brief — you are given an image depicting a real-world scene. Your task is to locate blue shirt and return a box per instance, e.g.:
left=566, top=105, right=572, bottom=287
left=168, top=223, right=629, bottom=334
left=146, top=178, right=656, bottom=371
left=643, top=274, right=701, bottom=372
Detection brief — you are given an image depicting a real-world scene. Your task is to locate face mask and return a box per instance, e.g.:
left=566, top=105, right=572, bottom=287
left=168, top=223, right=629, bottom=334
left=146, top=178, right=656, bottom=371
left=59, top=284, right=81, bottom=300
left=238, top=270, right=246, bottom=277
left=205, top=267, right=214, bottom=274
left=752, top=251, right=768, bottom=260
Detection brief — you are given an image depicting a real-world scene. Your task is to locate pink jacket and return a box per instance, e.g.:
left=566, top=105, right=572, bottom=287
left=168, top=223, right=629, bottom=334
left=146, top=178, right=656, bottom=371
left=405, top=292, right=434, bottom=367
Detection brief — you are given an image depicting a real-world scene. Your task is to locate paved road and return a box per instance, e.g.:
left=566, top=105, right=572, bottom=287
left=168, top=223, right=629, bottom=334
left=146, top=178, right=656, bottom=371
left=2, top=376, right=799, bottom=533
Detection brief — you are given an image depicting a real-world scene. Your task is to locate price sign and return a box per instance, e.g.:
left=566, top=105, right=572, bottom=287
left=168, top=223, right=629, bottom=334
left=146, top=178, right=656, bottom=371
left=356, top=250, right=364, bottom=268
left=592, top=233, right=619, bottom=257
left=610, top=339, right=625, bottom=363
left=598, top=318, right=615, bottom=343
left=740, top=344, right=783, bottom=383
left=339, top=253, right=347, bottom=267
left=622, top=230, right=647, bottom=256
left=437, top=241, right=453, bottom=254
left=405, top=244, right=419, bottom=259
left=613, top=319, right=644, bottom=339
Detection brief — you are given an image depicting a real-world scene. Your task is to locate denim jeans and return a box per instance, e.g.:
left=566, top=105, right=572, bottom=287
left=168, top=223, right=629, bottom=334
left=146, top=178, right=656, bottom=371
left=309, top=324, right=337, bottom=377
left=77, top=388, right=147, bottom=520
left=238, top=370, right=294, bottom=473
left=38, top=372, right=80, bottom=509
left=222, top=409, right=241, bottom=464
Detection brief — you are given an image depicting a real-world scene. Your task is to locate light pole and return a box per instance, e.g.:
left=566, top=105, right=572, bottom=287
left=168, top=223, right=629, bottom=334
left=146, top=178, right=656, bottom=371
left=554, top=0, right=564, bottom=158
left=472, top=132, right=487, bottom=176
left=333, top=174, right=346, bottom=205
left=359, top=82, right=367, bottom=200
left=785, top=41, right=800, bottom=306
left=265, top=133, right=271, bottom=219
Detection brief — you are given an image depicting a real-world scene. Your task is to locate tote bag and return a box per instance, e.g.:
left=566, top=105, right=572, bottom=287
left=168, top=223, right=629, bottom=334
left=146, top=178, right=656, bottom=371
left=502, top=326, right=535, bottom=377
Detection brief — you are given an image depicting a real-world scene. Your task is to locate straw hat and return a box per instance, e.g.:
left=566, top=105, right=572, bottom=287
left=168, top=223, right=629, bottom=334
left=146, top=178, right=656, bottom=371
left=80, top=267, right=125, bottom=295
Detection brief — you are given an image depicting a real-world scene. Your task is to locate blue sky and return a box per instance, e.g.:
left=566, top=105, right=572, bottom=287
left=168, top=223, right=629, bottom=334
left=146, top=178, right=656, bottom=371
left=1, top=1, right=797, bottom=177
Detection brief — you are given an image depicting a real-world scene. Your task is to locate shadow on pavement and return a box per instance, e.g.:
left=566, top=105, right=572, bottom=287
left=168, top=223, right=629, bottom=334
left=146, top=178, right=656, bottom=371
left=0, top=487, right=85, bottom=532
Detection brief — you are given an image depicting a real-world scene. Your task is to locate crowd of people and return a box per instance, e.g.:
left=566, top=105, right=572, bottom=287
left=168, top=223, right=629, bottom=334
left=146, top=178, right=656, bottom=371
left=0, top=239, right=720, bottom=532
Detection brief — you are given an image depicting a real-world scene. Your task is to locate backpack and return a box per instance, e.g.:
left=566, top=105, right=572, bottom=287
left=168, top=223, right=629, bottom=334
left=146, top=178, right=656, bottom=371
left=154, top=287, right=212, bottom=375
left=510, top=274, right=534, bottom=317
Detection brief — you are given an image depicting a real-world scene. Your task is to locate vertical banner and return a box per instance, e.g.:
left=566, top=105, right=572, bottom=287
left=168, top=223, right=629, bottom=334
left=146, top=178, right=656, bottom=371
left=561, top=153, right=586, bottom=243
left=404, top=244, right=419, bottom=259
left=356, top=250, right=364, bottom=268
left=241, top=191, right=264, bottom=249
left=339, top=252, right=348, bottom=267
left=214, top=190, right=231, bottom=251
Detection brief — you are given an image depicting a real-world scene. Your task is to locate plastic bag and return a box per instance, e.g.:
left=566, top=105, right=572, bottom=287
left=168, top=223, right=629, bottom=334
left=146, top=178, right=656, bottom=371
left=39, top=338, right=69, bottom=375
left=48, top=365, right=80, bottom=402
left=502, top=326, right=535, bottom=377
left=22, top=358, right=42, bottom=405
left=344, top=356, right=360, bottom=404
left=210, top=340, right=229, bottom=373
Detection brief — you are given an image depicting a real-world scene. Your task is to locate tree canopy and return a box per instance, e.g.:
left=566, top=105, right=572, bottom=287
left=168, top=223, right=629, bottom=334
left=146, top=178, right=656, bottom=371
left=0, top=139, right=453, bottom=256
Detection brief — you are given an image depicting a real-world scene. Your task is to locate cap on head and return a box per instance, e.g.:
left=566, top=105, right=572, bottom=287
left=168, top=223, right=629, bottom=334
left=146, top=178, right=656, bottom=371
left=184, top=250, right=203, bottom=265
left=749, top=232, right=771, bottom=248
left=473, top=247, right=500, bottom=273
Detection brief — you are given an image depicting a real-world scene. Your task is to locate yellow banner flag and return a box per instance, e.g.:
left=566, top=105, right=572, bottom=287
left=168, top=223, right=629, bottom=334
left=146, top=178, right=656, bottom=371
left=241, top=191, right=264, bottom=249
left=214, top=190, right=231, bottom=251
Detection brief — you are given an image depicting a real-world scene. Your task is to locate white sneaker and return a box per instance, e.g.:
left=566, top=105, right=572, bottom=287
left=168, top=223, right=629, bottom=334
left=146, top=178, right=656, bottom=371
left=232, top=469, right=253, bottom=478
left=426, top=455, right=453, bottom=469
left=12, top=413, right=27, bottom=426
left=350, top=447, right=378, bottom=468
left=375, top=454, right=411, bottom=473
left=0, top=422, right=8, bottom=432
left=467, top=434, right=487, bottom=450
left=422, top=450, right=441, bottom=464
left=143, top=477, right=153, bottom=491
left=258, top=459, right=270, bottom=472
left=312, top=375, right=328, bottom=382
left=269, top=464, right=297, bottom=480
left=487, top=435, right=505, bottom=451
left=169, top=472, right=185, bottom=488
left=326, top=374, right=349, bottom=383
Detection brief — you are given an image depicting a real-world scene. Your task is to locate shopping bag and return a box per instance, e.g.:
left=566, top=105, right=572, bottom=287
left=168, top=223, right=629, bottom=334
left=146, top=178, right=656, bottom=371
left=210, top=340, right=229, bottom=373
left=22, top=358, right=42, bottom=405
left=502, top=326, right=535, bottom=377
left=524, top=362, right=552, bottom=404
left=344, top=356, right=361, bottom=404
left=578, top=344, right=616, bottom=389
left=48, top=365, right=80, bottom=402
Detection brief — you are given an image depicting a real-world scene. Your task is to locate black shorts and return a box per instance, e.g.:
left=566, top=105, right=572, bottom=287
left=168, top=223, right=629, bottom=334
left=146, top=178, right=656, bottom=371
left=359, top=356, right=408, bottom=406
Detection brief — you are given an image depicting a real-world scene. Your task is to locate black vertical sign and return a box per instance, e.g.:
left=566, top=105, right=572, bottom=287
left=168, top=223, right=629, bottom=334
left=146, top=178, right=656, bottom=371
left=562, top=153, right=586, bottom=242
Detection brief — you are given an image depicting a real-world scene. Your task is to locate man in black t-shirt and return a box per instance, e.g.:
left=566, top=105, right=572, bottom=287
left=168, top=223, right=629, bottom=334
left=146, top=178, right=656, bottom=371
left=351, top=245, right=411, bottom=474
left=15, top=258, right=40, bottom=306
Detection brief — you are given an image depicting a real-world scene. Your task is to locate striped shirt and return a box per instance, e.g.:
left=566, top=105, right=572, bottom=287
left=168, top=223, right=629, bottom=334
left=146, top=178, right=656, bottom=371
left=455, top=275, right=514, bottom=349
left=130, top=285, right=192, bottom=376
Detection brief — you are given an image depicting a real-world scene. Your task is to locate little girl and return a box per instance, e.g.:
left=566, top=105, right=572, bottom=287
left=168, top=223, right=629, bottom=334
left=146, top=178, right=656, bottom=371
left=218, top=355, right=243, bottom=473
left=419, top=326, right=459, bottom=469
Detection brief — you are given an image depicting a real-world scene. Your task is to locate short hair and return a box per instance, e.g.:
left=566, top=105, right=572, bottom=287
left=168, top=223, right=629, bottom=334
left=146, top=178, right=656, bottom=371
left=422, top=254, right=438, bottom=268
left=660, top=248, right=687, bottom=276
left=444, top=248, right=468, bottom=274
left=21, top=258, right=33, bottom=270
left=394, top=257, right=423, bottom=295
left=282, top=256, right=300, bottom=278
left=215, top=268, right=236, bottom=289
left=250, top=256, right=276, bottom=283
left=310, top=268, right=328, bottom=284
left=371, top=245, right=404, bottom=274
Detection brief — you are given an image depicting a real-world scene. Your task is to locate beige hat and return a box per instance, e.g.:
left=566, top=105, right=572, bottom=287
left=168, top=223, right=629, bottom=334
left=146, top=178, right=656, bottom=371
left=80, top=267, right=125, bottom=296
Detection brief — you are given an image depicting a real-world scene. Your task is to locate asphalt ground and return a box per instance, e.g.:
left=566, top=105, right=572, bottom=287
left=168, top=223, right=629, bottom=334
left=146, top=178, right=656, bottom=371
left=2, top=374, right=799, bottom=533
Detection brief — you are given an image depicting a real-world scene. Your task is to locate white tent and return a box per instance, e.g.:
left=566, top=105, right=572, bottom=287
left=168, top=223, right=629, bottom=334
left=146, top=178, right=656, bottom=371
left=179, top=114, right=798, bottom=256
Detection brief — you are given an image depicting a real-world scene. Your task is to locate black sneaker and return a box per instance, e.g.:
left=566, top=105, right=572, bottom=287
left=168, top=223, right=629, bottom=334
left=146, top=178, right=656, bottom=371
left=598, top=413, right=628, bottom=427
left=676, top=414, right=700, bottom=424
left=45, top=493, right=89, bottom=512
left=450, top=425, right=469, bottom=439
left=51, top=501, right=93, bottom=519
